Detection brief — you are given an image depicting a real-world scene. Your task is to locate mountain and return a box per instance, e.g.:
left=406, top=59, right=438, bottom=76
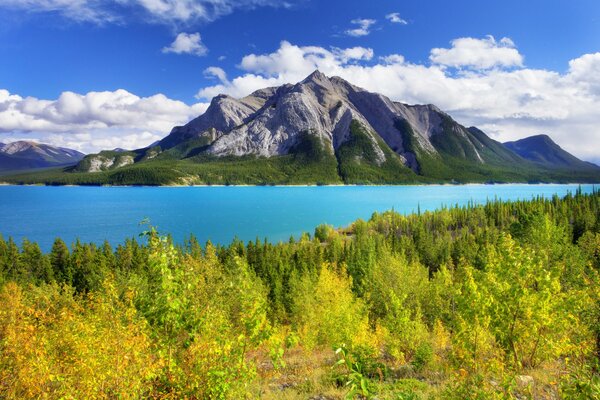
left=155, top=70, right=528, bottom=180
left=0, top=141, right=85, bottom=173
left=504, top=135, right=599, bottom=170
left=3, top=72, right=600, bottom=185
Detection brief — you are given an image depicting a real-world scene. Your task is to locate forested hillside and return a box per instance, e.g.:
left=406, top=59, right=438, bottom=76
left=0, top=191, right=599, bottom=399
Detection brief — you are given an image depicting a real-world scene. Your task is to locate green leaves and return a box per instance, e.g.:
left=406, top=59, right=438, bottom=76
left=334, top=344, right=376, bottom=400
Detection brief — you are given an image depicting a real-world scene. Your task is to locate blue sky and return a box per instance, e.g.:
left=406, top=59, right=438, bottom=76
left=0, top=0, right=599, bottom=161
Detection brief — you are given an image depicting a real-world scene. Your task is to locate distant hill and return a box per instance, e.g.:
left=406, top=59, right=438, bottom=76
left=503, top=135, right=599, bottom=170
left=2, top=72, right=600, bottom=185
left=0, top=141, right=85, bottom=173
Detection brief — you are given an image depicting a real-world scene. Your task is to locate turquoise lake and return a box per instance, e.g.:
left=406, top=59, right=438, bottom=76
left=0, top=184, right=596, bottom=251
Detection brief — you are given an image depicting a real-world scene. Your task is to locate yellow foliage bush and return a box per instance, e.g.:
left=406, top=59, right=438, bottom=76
left=0, top=281, right=159, bottom=399
left=292, top=263, right=372, bottom=350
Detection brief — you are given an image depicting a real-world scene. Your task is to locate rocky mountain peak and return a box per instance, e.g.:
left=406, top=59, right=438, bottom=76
left=211, top=93, right=237, bottom=104
left=2, top=141, right=38, bottom=155
left=302, top=70, right=329, bottom=84
left=151, top=71, right=512, bottom=170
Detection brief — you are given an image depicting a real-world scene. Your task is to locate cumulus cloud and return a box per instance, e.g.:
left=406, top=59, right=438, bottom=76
left=380, top=54, right=405, bottom=64
left=345, top=18, right=376, bottom=37
left=334, top=47, right=374, bottom=63
left=195, top=39, right=600, bottom=162
left=162, top=32, right=207, bottom=56
left=0, top=0, right=295, bottom=25
left=567, top=52, right=600, bottom=94
left=385, top=12, right=407, bottom=25
left=204, top=66, right=228, bottom=83
left=0, top=89, right=208, bottom=153
left=196, top=41, right=375, bottom=99
left=430, top=35, right=524, bottom=69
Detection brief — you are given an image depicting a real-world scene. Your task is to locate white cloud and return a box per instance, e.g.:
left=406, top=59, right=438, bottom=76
left=0, top=0, right=295, bottom=25
left=430, top=35, right=524, bottom=69
left=385, top=12, right=407, bottom=25
left=0, top=0, right=120, bottom=23
left=196, top=41, right=375, bottom=99
left=567, top=52, right=600, bottom=95
left=345, top=18, right=376, bottom=37
left=0, top=89, right=208, bottom=153
left=162, top=32, right=207, bottom=56
left=204, top=66, right=228, bottom=83
left=333, top=47, right=374, bottom=63
left=194, top=39, right=600, bottom=162
left=380, top=54, right=405, bottom=64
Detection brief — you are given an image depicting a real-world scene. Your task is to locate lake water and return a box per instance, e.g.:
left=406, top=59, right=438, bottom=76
left=0, top=184, right=596, bottom=251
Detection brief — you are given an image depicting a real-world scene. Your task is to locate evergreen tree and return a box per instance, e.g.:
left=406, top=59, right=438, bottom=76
left=50, top=238, right=71, bottom=284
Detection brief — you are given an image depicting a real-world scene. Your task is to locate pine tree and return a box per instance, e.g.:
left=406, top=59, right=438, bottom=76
left=50, top=238, right=71, bottom=284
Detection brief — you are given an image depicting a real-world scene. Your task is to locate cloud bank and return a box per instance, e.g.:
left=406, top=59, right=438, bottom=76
left=0, top=89, right=208, bottom=153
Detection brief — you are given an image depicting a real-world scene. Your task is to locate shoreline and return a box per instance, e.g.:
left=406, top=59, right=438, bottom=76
left=0, top=181, right=596, bottom=188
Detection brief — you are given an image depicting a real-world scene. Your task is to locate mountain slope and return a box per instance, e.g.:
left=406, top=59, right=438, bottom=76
left=504, top=135, right=599, bottom=170
left=3, top=72, right=600, bottom=185
left=0, top=141, right=85, bottom=172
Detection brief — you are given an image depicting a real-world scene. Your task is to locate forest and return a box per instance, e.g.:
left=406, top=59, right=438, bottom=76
left=0, top=189, right=598, bottom=399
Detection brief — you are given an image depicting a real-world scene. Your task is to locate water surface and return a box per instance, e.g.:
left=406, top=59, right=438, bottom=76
left=0, top=184, right=595, bottom=251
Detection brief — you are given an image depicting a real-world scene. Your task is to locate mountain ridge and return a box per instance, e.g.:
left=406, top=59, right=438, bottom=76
left=503, top=134, right=598, bottom=170
left=0, top=141, right=85, bottom=173
left=2, top=71, right=599, bottom=185
left=150, top=69, right=534, bottom=177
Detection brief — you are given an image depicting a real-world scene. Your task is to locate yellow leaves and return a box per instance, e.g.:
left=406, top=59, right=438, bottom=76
left=180, top=331, right=259, bottom=399
left=0, top=281, right=158, bottom=399
left=292, top=263, right=372, bottom=350
left=431, top=319, right=451, bottom=354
